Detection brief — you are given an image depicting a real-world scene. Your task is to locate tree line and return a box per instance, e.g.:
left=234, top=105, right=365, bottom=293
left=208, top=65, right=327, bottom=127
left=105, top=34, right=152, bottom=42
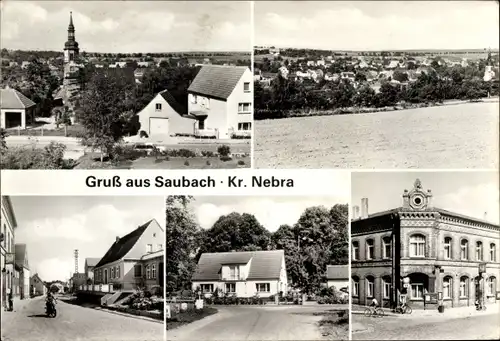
left=166, top=196, right=348, bottom=296
left=255, top=62, right=498, bottom=119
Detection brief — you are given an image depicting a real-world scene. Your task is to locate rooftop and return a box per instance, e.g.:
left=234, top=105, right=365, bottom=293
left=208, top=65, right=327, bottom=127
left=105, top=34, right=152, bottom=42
left=188, top=65, right=249, bottom=101
left=1, top=88, right=36, bottom=109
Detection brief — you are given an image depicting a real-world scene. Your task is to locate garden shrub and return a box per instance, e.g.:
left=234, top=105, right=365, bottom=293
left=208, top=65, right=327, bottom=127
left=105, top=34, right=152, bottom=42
left=237, top=160, right=245, bottom=166
left=220, top=155, right=232, bottom=162
left=184, top=160, right=190, bottom=166
left=217, top=144, right=231, bottom=157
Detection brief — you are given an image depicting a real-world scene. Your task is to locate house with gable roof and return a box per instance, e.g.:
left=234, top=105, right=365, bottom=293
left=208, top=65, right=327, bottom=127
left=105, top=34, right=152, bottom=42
left=192, top=250, right=288, bottom=298
left=84, top=257, right=101, bottom=283
left=187, top=65, right=253, bottom=139
left=30, top=273, right=47, bottom=296
left=14, top=244, right=30, bottom=299
left=92, top=219, right=164, bottom=293
left=136, top=90, right=196, bottom=138
left=1, top=87, right=36, bottom=129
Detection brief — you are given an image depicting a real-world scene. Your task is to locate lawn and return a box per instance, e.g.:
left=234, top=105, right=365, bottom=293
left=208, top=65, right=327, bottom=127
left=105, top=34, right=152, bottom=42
left=167, top=307, right=218, bottom=330
left=316, top=309, right=349, bottom=340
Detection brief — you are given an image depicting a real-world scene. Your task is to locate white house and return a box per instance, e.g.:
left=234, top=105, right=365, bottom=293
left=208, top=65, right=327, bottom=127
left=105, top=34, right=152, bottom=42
left=1, top=196, right=18, bottom=309
left=137, top=90, right=196, bottom=138
left=1, top=88, right=36, bottom=129
left=14, top=244, right=30, bottom=299
left=326, top=265, right=349, bottom=290
left=192, top=250, right=288, bottom=298
left=187, top=65, right=252, bottom=139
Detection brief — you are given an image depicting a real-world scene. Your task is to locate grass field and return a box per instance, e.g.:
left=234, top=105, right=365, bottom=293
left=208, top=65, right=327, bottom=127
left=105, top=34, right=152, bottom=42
left=254, top=101, right=499, bottom=169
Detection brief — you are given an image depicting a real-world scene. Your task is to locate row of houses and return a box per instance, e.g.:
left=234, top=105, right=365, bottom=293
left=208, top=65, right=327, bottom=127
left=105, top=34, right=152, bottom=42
left=1, top=196, right=49, bottom=310
left=188, top=249, right=348, bottom=298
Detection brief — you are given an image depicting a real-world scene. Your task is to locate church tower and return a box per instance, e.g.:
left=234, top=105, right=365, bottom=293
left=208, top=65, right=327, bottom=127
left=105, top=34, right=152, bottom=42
left=64, top=12, right=79, bottom=63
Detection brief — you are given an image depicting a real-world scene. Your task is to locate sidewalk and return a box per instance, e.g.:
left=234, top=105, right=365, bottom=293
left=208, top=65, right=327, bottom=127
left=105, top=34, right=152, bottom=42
left=352, top=302, right=500, bottom=320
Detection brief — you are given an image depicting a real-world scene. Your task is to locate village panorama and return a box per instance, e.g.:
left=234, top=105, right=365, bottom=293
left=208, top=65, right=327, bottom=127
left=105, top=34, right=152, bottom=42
left=253, top=1, right=499, bottom=169
left=1, top=7, right=252, bottom=170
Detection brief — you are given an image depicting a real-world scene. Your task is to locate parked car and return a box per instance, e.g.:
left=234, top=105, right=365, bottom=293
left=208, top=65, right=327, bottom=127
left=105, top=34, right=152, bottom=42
left=133, top=143, right=166, bottom=155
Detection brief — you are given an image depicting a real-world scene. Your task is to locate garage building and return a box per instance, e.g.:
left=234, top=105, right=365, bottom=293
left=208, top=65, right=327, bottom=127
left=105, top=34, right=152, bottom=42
left=1, top=87, right=36, bottom=129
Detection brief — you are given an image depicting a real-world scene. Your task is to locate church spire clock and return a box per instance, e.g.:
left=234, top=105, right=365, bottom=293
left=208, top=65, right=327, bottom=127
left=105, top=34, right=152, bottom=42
left=64, top=11, right=79, bottom=63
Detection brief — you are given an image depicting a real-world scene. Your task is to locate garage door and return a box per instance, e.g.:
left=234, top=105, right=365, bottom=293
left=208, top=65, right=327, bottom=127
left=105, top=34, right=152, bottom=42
left=5, top=111, right=22, bottom=128
left=149, top=117, right=169, bottom=137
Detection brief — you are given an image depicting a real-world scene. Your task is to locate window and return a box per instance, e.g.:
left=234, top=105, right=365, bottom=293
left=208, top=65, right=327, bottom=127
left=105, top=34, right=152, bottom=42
left=487, top=277, right=496, bottom=296
left=409, top=234, right=426, bottom=257
left=352, top=277, right=359, bottom=296
left=461, top=239, right=469, bottom=260
left=134, top=265, right=142, bottom=278
left=459, top=276, right=468, bottom=297
left=228, top=266, right=240, bottom=280
left=366, top=239, right=374, bottom=260
left=490, top=244, right=496, bottom=262
left=382, top=237, right=391, bottom=259
left=201, top=284, right=214, bottom=293
left=238, top=122, right=251, bottom=131
left=243, top=82, right=250, bottom=92
left=152, top=264, right=156, bottom=279
left=147, top=244, right=153, bottom=253
left=238, top=103, right=251, bottom=113
left=443, top=276, right=452, bottom=299
left=411, top=283, right=424, bottom=300
left=366, top=277, right=374, bottom=298
left=158, top=244, right=163, bottom=250
left=352, top=241, right=359, bottom=260
left=256, top=283, right=270, bottom=292
left=189, top=94, right=197, bottom=104
left=476, top=241, right=483, bottom=261
left=225, top=283, right=236, bottom=293
left=444, top=237, right=452, bottom=259
left=111, top=267, right=115, bottom=279
left=383, top=277, right=391, bottom=299
left=155, top=103, right=162, bottom=111
left=146, top=265, right=151, bottom=279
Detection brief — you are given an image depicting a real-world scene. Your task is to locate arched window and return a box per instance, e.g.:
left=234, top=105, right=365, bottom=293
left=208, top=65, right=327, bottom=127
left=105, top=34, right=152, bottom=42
left=352, top=276, right=359, bottom=297
left=459, top=276, right=469, bottom=298
left=366, top=239, right=374, bottom=260
left=490, top=244, right=497, bottom=262
left=476, top=241, right=483, bottom=261
left=444, top=237, right=452, bottom=259
left=487, top=277, right=496, bottom=296
left=460, top=239, right=469, bottom=260
left=443, top=276, right=453, bottom=299
left=382, top=276, right=391, bottom=299
left=352, top=241, right=360, bottom=260
left=382, top=237, right=392, bottom=259
left=409, top=234, right=426, bottom=257
left=366, top=276, right=375, bottom=298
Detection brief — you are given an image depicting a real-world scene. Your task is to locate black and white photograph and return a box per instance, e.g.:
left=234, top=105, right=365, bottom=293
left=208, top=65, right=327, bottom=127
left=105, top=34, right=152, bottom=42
left=253, top=1, right=499, bottom=169
left=350, top=172, right=500, bottom=340
left=0, top=195, right=165, bottom=341
left=166, top=192, right=349, bottom=340
left=0, top=1, right=252, bottom=170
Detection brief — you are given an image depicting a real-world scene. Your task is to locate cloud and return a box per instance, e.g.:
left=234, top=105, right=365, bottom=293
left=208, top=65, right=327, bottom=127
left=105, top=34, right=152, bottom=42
left=195, top=197, right=344, bottom=232
left=436, top=182, right=500, bottom=224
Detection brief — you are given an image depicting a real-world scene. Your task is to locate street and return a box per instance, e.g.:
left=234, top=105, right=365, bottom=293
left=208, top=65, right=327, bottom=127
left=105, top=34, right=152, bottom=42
left=1, top=296, right=164, bottom=341
left=167, top=305, right=347, bottom=341
left=352, top=312, right=500, bottom=340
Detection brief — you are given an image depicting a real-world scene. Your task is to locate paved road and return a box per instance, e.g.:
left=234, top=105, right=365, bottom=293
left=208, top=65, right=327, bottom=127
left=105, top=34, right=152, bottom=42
left=167, top=305, right=347, bottom=341
left=1, top=296, right=164, bottom=341
left=352, top=312, right=500, bottom=340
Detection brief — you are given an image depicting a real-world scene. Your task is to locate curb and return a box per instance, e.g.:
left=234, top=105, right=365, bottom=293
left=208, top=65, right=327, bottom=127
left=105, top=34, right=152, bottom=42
left=95, top=306, right=163, bottom=324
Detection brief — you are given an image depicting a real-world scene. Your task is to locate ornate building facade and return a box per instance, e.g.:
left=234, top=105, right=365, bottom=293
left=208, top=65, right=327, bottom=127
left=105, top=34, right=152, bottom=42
left=351, top=179, right=499, bottom=310
left=62, top=12, right=82, bottom=92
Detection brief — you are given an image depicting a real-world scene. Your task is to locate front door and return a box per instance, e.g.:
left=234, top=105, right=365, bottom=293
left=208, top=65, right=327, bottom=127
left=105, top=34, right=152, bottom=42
left=198, top=119, right=205, bottom=130
left=104, top=269, right=108, bottom=284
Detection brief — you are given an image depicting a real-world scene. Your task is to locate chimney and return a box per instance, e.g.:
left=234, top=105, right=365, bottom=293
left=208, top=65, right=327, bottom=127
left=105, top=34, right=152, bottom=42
left=484, top=212, right=488, bottom=220
left=115, top=236, right=120, bottom=243
left=361, top=198, right=369, bottom=219
left=352, top=205, right=360, bottom=220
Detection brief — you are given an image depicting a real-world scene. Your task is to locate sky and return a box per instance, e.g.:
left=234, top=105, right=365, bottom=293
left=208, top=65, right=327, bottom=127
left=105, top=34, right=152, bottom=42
left=0, top=1, right=251, bottom=52
left=255, top=1, right=500, bottom=50
left=10, top=196, right=165, bottom=282
left=351, top=171, right=499, bottom=224
left=190, top=195, right=349, bottom=232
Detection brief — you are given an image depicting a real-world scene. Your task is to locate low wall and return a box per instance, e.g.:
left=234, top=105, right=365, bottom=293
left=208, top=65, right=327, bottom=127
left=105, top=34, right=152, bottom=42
left=105, top=305, right=163, bottom=321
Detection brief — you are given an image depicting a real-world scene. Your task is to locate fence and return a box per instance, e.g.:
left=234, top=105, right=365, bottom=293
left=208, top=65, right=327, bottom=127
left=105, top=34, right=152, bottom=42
left=78, top=284, right=114, bottom=293
left=6, top=126, right=85, bottom=138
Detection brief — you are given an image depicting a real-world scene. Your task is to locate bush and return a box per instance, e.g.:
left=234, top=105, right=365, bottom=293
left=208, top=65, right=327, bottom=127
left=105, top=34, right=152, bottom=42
left=0, top=142, right=76, bottom=169
left=164, top=149, right=196, bottom=158
left=139, top=130, right=149, bottom=138
left=220, top=155, right=232, bottom=162
left=217, top=144, right=231, bottom=157
left=184, top=160, right=190, bottom=166
left=201, top=150, right=215, bottom=157
left=237, top=160, right=245, bottom=166
left=111, top=144, right=147, bottom=162
left=206, top=160, right=211, bottom=166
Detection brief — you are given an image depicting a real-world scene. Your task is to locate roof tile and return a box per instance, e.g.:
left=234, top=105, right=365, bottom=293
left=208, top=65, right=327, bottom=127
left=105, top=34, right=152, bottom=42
left=188, top=65, right=248, bottom=100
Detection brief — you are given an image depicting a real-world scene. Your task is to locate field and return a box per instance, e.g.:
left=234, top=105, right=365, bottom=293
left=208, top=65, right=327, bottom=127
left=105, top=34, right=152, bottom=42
left=254, top=101, right=499, bottom=169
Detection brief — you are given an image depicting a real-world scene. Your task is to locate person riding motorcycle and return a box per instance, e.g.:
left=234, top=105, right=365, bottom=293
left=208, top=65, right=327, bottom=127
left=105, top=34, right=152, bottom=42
left=46, top=292, right=56, bottom=314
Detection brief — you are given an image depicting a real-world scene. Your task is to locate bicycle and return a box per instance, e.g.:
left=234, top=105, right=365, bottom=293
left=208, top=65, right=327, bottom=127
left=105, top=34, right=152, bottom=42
left=364, top=306, right=385, bottom=317
left=395, top=303, right=412, bottom=314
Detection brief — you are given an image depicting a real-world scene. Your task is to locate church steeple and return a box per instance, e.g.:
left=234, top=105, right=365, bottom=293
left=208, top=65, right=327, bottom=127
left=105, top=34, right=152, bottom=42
left=68, top=11, right=75, bottom=33
left=64, top=11, right=79, bottom=67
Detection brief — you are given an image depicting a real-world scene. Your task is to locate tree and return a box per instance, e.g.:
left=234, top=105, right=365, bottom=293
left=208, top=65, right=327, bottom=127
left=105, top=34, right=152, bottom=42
left=393, top=71, right=409, bottom=83
left=199, top=212, right=272, bottom=255
left=77, top=71, right=135, bottom=161
left=0, top=128, right=8, bottom=155
left=353, top=85, right=376, bottom=108
left=165, top=196, right=201, bottom=294
left=23, top=58, right=59, bottom=117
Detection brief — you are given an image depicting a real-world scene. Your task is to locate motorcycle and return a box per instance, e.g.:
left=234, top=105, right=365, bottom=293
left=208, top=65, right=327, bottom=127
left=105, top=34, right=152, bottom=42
left=45, top=299, right=57, bottom=318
